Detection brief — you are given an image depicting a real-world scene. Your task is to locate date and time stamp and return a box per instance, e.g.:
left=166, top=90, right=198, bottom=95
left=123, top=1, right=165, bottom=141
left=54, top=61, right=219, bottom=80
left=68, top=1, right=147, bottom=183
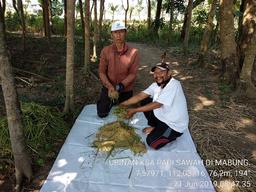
left=108, top=158, right=254, bottom=189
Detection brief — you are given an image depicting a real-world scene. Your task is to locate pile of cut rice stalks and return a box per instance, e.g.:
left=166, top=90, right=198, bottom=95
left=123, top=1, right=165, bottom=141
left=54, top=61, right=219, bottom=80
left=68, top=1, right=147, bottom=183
left=92, top=121, right=146, bottom=156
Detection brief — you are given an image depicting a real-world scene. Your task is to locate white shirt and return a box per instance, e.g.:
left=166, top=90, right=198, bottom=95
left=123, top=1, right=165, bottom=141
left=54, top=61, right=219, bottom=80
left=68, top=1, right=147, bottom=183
left=143, top=78, right=189, bottom=133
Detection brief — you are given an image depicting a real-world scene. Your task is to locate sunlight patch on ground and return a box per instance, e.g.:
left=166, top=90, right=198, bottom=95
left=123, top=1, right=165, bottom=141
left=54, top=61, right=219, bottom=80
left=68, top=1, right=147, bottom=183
left=245, top=133, right=256, bottom=143
left=180, top=75, right=193, bottom=80
left=239, top=118, right=254, bottom=127
left=235, top=118, right=255, bottom=130
left=171, top=69, right=180, bottom=76
left=217, top=179, right=236, bottom=192
left=171, top=61, right=180, bottom=66
left=252, top=150, right=256, bottom=160
left=138, top=65, right=148, bottom=71
left=194, top=96, right=216, bottom=111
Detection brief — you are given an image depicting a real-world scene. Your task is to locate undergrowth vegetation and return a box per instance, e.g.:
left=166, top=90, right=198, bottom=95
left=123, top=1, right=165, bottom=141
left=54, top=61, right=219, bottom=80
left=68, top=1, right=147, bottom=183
left=0, top=102, right=68, bottom=170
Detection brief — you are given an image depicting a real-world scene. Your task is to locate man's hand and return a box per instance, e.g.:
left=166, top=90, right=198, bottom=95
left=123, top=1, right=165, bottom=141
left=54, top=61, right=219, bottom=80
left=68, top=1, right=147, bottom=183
left=108, top=87, right=119, bottom=101
left=108, top=86, right=115, bottom=95
left=126, top=108, right=137, bottom=119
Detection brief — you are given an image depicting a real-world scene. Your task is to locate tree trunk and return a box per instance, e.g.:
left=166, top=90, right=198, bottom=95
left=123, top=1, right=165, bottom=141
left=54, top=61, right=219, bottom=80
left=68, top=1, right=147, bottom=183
left=12, top=0, right=26, bottom=49
left=220, top=0, right=239, bottom=88
left=91, top=0, right=98, bottom=63
left=181, top=0, right=205, bottom=40
left=84, top=0, right=90, bottom=72
left=98, top=0, right=105, bottom=41
left=238, top=0, right=256, bottom=98
left=0, top=0, right=6, bottom=38
left=239, top=33, right=256, bottom=98
left=153, top=0, right=163, bottom=36
left=169, top=0, right=174, bottom=32
left=0, top=18, right=32, bottom=191
left=64, top=0, right=67, bottom=36
left=147, top=0, right=151, bottom=30
left=42, top=0, right=51, bottom=39
left=122, top=0, right=129, bottom=26
left=238, top=0, right=246, bottom=42
left=79, top=0, right=85, bottom=45
left=129, top=7, right=134, bottom=21
left=64, top=0, right=75, bottom=113
left=238, top=0, right=255, bottom=69
left=183, top=0, right=193, bottom=56
left=48, top=0, right=53, bottom=34
left=198, top=0, right=218, bottom=66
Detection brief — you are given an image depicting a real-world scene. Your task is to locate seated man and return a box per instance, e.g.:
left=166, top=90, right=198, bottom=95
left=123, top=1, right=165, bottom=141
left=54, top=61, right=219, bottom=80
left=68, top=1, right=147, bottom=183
left=120, top=63, right=189, bottom=150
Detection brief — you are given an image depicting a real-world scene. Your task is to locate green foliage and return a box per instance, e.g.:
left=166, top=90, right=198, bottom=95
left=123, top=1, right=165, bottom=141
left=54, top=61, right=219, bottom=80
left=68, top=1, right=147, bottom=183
left=189, top=26, right=204, bottom=45
left=52, top=17, right=65, bottom=35
left=26, top=14, right=44, bottom=33
left=127, top=22, right=153, bottom=43
left=5, top=11, right=21, bottom=31
left=152, top=17, right=165, bottom=30
left=163, top=0, right=186, bottom=14
left=0, top=102, right=68, bottom=167
left=193, top=9, right=208, bottom=27
left=51, top=0, right=64, bottom=17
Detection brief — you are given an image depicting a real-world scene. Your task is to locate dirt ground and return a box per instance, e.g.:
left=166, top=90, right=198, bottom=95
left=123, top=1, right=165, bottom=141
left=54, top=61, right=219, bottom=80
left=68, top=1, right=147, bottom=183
left=0, top=39, right=256, bottom=191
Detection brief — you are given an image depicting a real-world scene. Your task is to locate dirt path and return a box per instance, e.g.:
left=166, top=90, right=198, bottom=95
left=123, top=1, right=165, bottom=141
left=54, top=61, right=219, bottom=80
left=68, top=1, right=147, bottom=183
left=130, top=42, right=256, bottom=191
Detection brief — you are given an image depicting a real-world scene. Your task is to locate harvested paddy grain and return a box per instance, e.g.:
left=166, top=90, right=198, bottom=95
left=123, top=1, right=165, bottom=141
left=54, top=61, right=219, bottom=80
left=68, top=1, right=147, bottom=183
left=113, top=106, right=127, bottom=120
left=92, top=121, right=146, bottom=155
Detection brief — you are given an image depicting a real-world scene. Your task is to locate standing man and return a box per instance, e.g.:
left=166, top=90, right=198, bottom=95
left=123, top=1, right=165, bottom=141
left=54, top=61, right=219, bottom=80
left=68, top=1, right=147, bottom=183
left=97, top=21, right=139, bottom=118
left=121, top=63, right=189, bottom=150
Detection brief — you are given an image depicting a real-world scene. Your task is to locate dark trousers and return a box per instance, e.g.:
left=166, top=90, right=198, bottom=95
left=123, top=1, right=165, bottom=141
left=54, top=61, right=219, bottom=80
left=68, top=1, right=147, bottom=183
left=97, top=86, right=133, bottom=118
left=140, top=97, right=183, bottom=150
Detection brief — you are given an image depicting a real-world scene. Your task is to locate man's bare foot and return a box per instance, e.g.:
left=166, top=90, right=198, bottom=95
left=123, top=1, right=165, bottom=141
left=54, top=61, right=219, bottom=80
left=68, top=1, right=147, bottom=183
left=142, top=127, right=154, bottom=135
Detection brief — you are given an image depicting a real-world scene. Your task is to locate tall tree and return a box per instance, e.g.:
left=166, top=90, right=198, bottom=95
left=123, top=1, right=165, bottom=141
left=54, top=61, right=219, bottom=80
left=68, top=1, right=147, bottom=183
left=153, top=0, right=163, bottom=36
left=220, top=0, right=239, bottom=88
left=183, top=0, right=193, bottom=55
left=98, top=0, right=105, bottom=41
left=0, top=15, right=32, bottom=191
left=109, top=3, right=118, bottom=21
left=147, top=0, right=151, bottom=29
left=42, top=0, right=51, bottom=39
left=129, top=6, right=135, bottom=20
left=0, top=0, right=6, bottom=36
left=238, top=0, right=256, bottom=98
left=64, top=0, right=75, bottom=113
left=181, top=0, right=205, bottom=40
left=12, top=0, right=26, bottom=49
left=238, top=0, right=246, bottom=42
left=84, top=0, right=90, bottom=72
left=122, top=0, right=129, bottom=26
left=169, top=0, right=174, bottom=32
left=91, top=0, right=98, bottom=62
left=135, top=0, right=144, bottom=20
left=78, top=0, right=85, bottom=45
left=63, top=0, right=67, bottom=36
left=198, top=0, right=218, bottom=66
left=48, top=0, right=53, bottom=34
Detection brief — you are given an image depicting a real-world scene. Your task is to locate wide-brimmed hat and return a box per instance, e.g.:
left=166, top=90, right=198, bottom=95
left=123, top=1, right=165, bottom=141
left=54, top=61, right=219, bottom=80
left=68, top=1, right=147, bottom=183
left=151, top=63, right=170, bottom=72
left=111, top=21, right=127, bottom=32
